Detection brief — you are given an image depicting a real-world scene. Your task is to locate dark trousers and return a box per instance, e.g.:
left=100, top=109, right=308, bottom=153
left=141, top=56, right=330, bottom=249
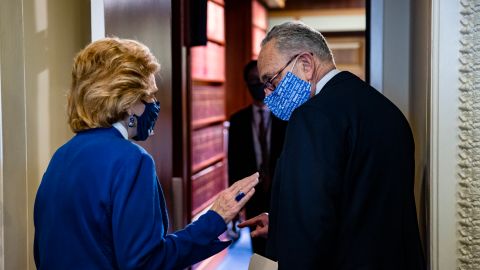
left=251, top=236, right=267, bottom=256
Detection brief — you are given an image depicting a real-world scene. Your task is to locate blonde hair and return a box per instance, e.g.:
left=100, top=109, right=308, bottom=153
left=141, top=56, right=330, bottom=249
left=67, top=37, right=160, bottom=132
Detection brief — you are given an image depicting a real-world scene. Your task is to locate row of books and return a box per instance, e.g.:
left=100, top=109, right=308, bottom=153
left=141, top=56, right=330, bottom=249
left=191, top=162, right=227, bottom=215
left=192, top=85, right=225, bottom=123
left=191, top=124, right=224, bottom=170
left=191, top=41, right=226, bottom=82
left=190, top=0, right=227, bottom=222
left=207, top=0, right=225, bottom=43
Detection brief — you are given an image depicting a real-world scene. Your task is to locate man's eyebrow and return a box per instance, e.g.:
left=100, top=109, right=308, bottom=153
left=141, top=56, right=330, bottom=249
left=261, top=73, right=273, bottom=83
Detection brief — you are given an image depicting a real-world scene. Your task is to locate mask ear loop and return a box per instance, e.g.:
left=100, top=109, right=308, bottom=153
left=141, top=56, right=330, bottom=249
left=291, top=54, right=312, bottom=87
left=290, top=54, right=300, bottom=72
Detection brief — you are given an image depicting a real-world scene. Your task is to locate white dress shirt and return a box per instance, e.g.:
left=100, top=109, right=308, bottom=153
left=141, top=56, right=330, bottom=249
left=251, top=105, right=271, bottom=170
left=113, top=122, right=128, bottom=140
left=315, top=69, right=341, bottom=95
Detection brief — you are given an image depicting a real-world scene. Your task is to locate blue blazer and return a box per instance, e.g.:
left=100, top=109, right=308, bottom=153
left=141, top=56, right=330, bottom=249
left=34, top=127, right=229, bottom=270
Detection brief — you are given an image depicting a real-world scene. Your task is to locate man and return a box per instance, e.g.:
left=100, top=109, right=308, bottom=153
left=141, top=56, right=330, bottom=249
left=239, top=22, right=425, bottom=269
left=228, top=60, right=287, bottom=256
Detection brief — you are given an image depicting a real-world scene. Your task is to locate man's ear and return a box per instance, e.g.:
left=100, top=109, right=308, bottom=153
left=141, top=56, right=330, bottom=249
left=299, top=53, right=315, bottom=82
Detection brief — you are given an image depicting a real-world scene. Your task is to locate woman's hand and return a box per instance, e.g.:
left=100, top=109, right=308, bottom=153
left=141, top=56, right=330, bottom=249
left=238, top=212, right=269, bottom=238
left=210, top=173, right=259, bottom=223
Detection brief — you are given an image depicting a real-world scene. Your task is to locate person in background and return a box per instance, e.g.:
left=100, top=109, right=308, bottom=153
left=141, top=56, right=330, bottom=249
left=228, top=60, right=287, bottom=256
left=34, top=37, right=259, bottom=270
left=239, top=21, right=425, bottom=269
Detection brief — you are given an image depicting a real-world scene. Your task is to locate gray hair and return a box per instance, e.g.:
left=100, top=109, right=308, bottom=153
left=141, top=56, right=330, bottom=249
left=261, top=21, right=334, bottom=62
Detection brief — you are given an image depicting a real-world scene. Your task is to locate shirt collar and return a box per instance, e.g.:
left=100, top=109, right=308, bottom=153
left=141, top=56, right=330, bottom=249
left=253, top=104, right=270, bottom=113
left=315, top=69, right=341, bottom=95
left=112, top=122, right=128, bottom=139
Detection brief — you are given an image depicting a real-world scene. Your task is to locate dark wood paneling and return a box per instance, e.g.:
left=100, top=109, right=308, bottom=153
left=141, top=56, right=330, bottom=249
left=104, top=0, right=174, bottom=218
left=225, top=0, right=254, bottom=117
left=172, top=0, right=190, bottom=229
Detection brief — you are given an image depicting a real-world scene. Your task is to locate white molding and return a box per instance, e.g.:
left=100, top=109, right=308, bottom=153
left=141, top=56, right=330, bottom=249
left=369, top=0, right=410, bottom=118
left=430, top=0, right=461, bottom=269
left=457, top=0, right=480, bottom=268
left=91, top=0, right=105, bottom=41
left=0, top=33, right=4, bottom=270
left=369, top=0, right=383, bottom=92
left=430, top=1, right=441, bottom=268
left=268, top=14, right=366, bottom=32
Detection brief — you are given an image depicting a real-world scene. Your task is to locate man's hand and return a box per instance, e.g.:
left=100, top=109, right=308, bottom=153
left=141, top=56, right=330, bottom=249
left=238, top=212, right=269, bottom=238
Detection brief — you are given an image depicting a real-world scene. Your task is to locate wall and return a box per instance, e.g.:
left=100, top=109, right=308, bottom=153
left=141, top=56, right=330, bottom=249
left=370, top=0, right=411, bottom=119
left=409, top=0, right=461, bottom=268
left=268, top=9, right=366, bottom=33
left=0, top=1, right=28, bottom=268
left=374, top=1, right=461, bottom=268
left=430, top=0, right=460, bottom=269
left=103, top=0, right=175, bottom=221
left=373, top=0, right=460, bottom=268
left=409, top=0, right=431, bottom=260
left=225, top=0, right=254, bottom=117
left=0, top=0, right=91, bottom=269
left=371, top=0, right=431, bottom=234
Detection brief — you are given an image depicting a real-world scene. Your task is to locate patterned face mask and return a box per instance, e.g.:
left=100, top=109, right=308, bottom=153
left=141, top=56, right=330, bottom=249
left=263, top=59, right=311, bottom=121
left=132, top=101, right=160, bottom=141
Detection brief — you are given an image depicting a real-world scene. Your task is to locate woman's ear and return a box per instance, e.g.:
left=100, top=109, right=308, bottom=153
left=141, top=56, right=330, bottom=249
left=129, top=100, right=147, bottom=117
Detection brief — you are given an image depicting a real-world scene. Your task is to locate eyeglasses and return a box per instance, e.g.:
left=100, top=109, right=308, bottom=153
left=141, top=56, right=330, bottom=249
left=263, top=53, right=300, bottom=91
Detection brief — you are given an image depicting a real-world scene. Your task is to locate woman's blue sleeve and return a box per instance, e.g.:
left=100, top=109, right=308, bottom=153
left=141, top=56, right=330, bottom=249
left=111, top=152, right=230, bottom=270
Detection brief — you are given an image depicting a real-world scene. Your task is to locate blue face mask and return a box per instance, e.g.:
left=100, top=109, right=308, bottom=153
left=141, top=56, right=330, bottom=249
left=264, top=70, right=311, bottom=121
left=132, top=101, right=160, bottom=141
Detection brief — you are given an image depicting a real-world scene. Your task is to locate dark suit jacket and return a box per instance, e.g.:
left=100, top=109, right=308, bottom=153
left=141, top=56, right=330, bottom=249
left=267, top=72, right=425, bottom=270
left=228, top=105, right=287, bottom=218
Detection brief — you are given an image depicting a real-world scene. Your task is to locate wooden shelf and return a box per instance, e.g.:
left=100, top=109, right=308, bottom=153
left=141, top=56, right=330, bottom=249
left=192, top=153, right=225, bottom=174
left=191, top=195, right=217, bottom=217
left=192, top=80, right=224, bottom=86
left=191, top=161, right=226, bottom=218
left=209, top=0, right=224, bottom=7
left=189, top=0, right=228, bottom=231
left=192, top=116, right=225, bottom=130
left=207, top=37, right=225, bottom=46
left=191, top=78, right=225, bottom=84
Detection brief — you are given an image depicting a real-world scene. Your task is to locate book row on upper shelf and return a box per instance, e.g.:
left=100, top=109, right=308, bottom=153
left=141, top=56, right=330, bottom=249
left=191, top=161, right=227, bottom=216
left=191, top=42, right=225, bottom=82
left=207, top=0, right=225, bottom=44
left=191, top=124, right=225, bottom=172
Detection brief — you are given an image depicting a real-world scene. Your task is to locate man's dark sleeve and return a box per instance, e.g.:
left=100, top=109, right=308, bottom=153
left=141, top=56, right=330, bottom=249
left=228, top=115, right=242, bottom=185
left=269, top=105, right=347, bottom=269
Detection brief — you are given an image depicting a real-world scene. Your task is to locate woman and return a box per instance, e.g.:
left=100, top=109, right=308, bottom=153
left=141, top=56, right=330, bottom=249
left=33, top=37, right=258, bottom=270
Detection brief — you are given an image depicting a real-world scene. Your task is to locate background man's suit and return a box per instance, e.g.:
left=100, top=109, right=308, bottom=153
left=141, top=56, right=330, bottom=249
left=228, top=105, right=287, bottom=255
left=266, top=71, right=425, bottom=269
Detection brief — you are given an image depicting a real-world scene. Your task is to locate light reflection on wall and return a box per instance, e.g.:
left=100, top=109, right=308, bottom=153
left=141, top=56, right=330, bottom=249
left=34, top=0, right=48, bottom=32
left=36, top=69, right=50, bottom=173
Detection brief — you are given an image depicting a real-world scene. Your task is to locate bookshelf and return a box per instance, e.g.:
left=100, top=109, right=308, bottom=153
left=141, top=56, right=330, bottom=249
left=225, top=0, right=268, bottom=117
left=189, top=0, right=228, bottom=220
left=251, top=0, right=268, bottom=59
